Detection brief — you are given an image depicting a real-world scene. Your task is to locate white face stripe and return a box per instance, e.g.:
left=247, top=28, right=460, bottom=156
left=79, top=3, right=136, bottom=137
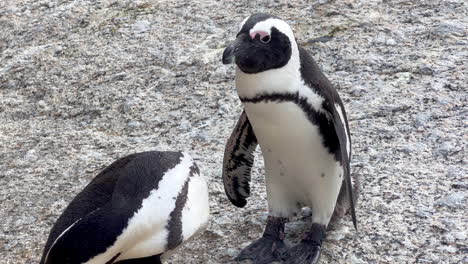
left=250, top=18, right=296, bottom=45
left=238, top=16, right=249, bottom=32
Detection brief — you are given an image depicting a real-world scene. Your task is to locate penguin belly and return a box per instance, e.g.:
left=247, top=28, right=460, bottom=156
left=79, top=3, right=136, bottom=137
left=244, top=101, right=343, bottom=225
left=122, top=172, right=210, bottom=261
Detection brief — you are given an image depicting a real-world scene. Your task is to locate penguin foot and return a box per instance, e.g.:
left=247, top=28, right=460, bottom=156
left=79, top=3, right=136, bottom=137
left=283, top=241, right=321, bottom=264
left=236, top=236, right=289, bottom=264
left=284, top=223, right=325, bottom=264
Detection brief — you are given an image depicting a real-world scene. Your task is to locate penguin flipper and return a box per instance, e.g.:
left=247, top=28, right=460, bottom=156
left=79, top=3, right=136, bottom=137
left=42, top=204, right=128, bottom=264
left=222, top=110, right=258, bottom=207
left=40, top=154, right=140, bottom=264
left=326, top=101, right=358, bottom=230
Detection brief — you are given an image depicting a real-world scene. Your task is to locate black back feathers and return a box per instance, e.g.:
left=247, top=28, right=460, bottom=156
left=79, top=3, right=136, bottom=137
left=40, top=151, right=185, bottom=264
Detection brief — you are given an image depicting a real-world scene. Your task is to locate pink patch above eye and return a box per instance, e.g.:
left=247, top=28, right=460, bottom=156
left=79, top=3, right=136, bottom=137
left=250, top=30, right=270, bottom=39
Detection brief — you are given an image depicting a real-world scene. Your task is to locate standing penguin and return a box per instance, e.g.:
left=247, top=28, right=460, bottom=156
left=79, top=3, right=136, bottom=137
left=222, top=13, right=357, bottom=264
left=40, top=151, right=209, bottom=264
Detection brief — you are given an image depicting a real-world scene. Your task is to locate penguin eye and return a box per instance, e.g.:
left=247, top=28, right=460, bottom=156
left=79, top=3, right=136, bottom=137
left=260, top=35, right=271, bottom=43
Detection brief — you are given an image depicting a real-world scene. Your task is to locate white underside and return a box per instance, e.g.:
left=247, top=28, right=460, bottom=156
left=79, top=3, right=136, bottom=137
left=244, top=101, right=343, bottom=226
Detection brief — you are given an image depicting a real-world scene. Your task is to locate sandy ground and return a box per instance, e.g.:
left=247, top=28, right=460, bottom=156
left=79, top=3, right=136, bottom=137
left=0, top=0, right=467, bottom=263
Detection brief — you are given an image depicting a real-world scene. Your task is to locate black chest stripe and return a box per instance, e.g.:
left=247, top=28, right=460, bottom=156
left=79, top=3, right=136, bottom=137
left=165, top=173, right=192, bottom=250
left=189, top=163, right=200, bottom=177
left=239, top=92, right=342, bottom=163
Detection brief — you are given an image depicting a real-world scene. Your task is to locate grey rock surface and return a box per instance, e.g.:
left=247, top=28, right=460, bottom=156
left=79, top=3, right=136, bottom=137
left=1, top=0, right=467, bottom=263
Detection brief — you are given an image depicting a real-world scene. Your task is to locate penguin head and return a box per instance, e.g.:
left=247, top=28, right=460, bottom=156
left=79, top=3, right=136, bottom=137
left=222, top=13, right=297, bottom=74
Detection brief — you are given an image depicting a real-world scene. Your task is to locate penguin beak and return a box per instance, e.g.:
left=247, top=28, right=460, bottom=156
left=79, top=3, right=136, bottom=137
left=222, top=36, right=243, bottom=65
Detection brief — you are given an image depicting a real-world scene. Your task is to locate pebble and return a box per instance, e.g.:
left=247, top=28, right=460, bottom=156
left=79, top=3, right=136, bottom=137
left=398, top=125, right=413, bottom=133
left=209, top=182, right=224, bottom=195
left=127, top=120, right=142, bottom=128
left=432, top=22, right=466, bottom=38
left=446, top=166, right=462, bottom=178
left=349, top=255, right=366, bottom=264
left=437, top=141, right=454, bottom=156
left=427, top=129, right=445, bottom=142
left=373, top=32, right=387, bottom=44
left=179, top=119, right=191, bottom=131
left=121, top=99, right=137, bottom=113
left=195, top=131, right=209, bottom=142
left=24, top=149, right=38, bottom=161
left=401, top=144, right=415, bottom=154
left=453, top=231, right=466, bottom=241
left=415, top=209, right=430, bottom=219
left=131, top=20, right=151, bottom=33
left=435, top=192, right=465, bottom=208
left=2, top=80, right=18, bottom=89
left=226, top=248, right=238, bottom=257
left=440, top=245, right=457, bottom=253
left=414, top=113, right=431, bottom=127
left=385, top=38, right=396, bottom=46
left=416, top=65, right=434, bottom=76
left=350, top=86, right=366, bottom=96
left=442, top=234, right=455, bottom=244
left=218, top=101, right=231, bottom=115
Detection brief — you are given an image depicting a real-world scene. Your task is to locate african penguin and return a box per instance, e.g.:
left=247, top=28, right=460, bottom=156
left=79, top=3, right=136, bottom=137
left=40, top=151, right=209, bottom=264
left=222, top=13, right=357, bottom=264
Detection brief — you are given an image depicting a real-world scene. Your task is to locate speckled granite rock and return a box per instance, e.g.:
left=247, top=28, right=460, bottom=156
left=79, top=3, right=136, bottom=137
left=0, top=0, right=466, bottom=263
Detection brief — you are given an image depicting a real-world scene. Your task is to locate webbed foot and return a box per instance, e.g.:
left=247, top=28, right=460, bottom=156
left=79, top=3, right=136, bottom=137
left=236, top=216, right=289, bottom=264
left=284, top=223, right=325, bottom=264
left=284, top=241, right=321, bottom=264
left=236, top=236, right=289, bottom=264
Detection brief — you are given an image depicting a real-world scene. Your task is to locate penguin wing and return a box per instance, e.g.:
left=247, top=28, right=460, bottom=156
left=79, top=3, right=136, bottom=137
left=40, top=154, right=139, bottom=264
left=326, top=100, right=357, bottom=230
left=42, top=205, right=125, bottom=264
left=43, top=152, right=187, bottom=264
left=222, top=110, right=258, bottom=207
left=298, top=46, right=357, bottom=229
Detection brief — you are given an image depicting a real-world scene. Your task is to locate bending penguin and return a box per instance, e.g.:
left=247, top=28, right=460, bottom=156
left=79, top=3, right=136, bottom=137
left=222, top=13, right=358, bottom=264
left=40, top=151, right=209, bottom=264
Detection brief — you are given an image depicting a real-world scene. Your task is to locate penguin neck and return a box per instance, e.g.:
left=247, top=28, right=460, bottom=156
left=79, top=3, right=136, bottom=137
left=235, top=43, right=301, bottom=99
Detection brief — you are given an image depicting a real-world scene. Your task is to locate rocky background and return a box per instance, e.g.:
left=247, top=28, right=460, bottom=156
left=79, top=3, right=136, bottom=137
left=0, top=0, right=466, bottom=263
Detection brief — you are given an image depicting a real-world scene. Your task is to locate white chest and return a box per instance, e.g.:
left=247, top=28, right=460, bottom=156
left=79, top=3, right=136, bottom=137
left=244, top=101, right=339, bottom=178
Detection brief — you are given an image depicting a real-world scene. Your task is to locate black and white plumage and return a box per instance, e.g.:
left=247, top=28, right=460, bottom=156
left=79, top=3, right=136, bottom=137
left=222, top=13, right=357, bottom=264
left=40, top=151, right=209, bottom=264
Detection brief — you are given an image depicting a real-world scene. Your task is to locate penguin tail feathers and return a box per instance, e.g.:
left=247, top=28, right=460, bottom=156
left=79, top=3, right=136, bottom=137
left=350, top=165, right=363, bottom=231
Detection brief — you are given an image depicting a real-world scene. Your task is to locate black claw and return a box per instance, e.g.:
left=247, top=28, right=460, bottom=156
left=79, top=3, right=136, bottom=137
left=236, top=236, right=289, bottom=264
left=236, top=216, right=288, bottom=264
left=284, top=241, right=321, bottom=264
left=236, top=216, right=289, bottom=264
left=285, top=223, right=325, bottom=264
